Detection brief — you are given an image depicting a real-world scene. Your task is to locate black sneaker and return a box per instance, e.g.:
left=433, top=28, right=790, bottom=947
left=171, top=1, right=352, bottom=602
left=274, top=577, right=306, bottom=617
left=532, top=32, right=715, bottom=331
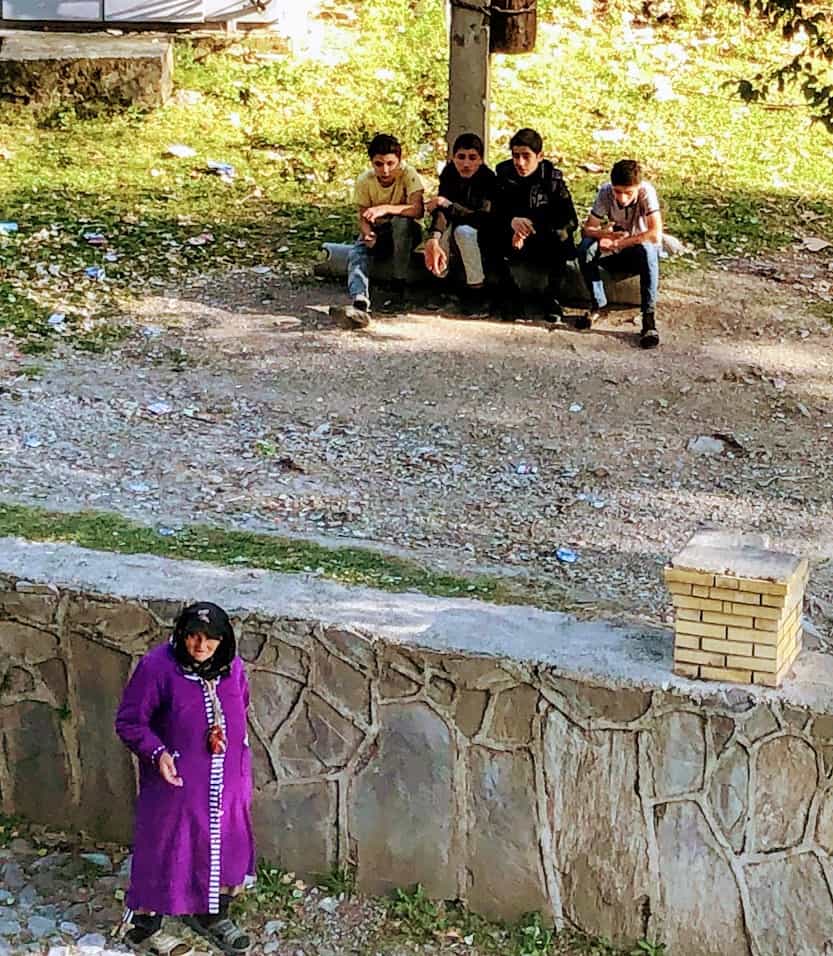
left=352, top=296, right=369, bottom=313
left=461, top=287, right=489, bottom=318
left=380, top=283, right=407, bottom=314
left=576, top=307, right=603, bottom=331
left=542, top=292, right=564, bottom=324
left=640, top=311, right=659, bottom=349
left=495, top=295, right=524, bottom=322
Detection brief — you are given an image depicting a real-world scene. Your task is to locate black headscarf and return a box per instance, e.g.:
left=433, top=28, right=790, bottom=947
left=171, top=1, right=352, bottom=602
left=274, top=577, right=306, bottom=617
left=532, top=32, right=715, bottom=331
left=171, top=601, right=236, bottom=681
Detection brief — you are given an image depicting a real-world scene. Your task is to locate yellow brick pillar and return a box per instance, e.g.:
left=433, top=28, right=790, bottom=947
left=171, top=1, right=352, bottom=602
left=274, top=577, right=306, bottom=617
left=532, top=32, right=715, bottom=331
left=664, top=531, right=808, bottom=687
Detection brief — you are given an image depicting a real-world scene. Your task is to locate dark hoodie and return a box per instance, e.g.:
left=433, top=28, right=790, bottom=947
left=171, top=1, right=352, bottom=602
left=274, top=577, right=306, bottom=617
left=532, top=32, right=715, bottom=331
left=494, top=158, right=578, bottom=253
left=428, top=163, right=497, bottom=236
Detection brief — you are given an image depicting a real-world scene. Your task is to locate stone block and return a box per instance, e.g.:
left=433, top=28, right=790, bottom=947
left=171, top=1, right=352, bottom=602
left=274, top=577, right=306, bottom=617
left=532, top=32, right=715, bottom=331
left=455, top=689, right=489, bottom=736
left=542, top=676, right=652, bottom=725
left=0, top=591, right=58, bottom=627
left=0, top=621, right=58, bottom=663
left=253, top=781, right=337, bottom=878
left=752, top=736, right=817, bottom=852
left=379, top=664, right=421, bottom=699
left=320, top=626, right=376, bottom=674
left=279, top=693, right=364, bottom=777
left=0, top=702, right=72, bottom=824
left=489, top=684, right=538, bottom=743
left=546, top=711, right=650, bottom=943
left=349, top=702, right=456, bottom=898
left=745, top=854, right=833, bottom=956
left=648, top=711, right=706, bottom=798
left=467, top=748, right=549, bottom=921
left=654, top=801, right=749, bottom=954
left=313, top=644, right=370, bottom=723
left=0, top=34, right=174, bottom=108
left=69, top=633, right=134, bottom=842
left=708, top=744, right=749, bottom=851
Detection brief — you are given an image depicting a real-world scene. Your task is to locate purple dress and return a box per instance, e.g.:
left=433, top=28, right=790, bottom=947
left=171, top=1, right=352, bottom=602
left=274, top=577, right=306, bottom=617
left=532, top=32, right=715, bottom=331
left=115, top=643, right=256, bottom=915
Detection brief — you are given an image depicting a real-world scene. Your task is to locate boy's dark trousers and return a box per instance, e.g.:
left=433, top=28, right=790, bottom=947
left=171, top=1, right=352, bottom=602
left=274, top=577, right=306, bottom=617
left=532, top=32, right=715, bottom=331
left=492, top=229, right=574, bottom=300
left=577, top=237, right=660, bottom=314
left=347, top=218, right=421, bottom=303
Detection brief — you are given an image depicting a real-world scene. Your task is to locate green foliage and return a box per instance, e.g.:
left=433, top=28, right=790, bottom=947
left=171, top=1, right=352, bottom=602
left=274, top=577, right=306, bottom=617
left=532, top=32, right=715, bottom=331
left=732, top=0, right=833, bottom=130
left=316, top=866, right=356, bottom=898
left=232, top=861, right=307, bottom=918
left=0, top=0, right=831, bottom=353
left=511, top=912, right=554, bottom=955
left=0, top=502, right=574, bottom=612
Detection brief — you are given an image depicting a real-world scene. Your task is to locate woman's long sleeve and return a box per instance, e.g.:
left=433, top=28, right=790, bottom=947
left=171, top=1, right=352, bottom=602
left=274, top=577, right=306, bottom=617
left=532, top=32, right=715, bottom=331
left=115, top=657, right=168, bottom=765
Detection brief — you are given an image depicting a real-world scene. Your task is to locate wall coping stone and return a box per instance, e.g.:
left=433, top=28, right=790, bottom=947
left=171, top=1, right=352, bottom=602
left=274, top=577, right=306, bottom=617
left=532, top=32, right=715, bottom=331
left=2, top=536, right=831, bottom=712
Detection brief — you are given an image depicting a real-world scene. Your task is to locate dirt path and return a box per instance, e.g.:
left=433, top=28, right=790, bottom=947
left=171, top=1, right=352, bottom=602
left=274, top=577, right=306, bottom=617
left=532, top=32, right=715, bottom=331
left=2, top=258, right=833, bottom=632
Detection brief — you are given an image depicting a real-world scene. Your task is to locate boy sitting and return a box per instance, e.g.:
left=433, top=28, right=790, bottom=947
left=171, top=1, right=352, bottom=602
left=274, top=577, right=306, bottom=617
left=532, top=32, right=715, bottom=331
left=423, top=132, right=496, bottom=317
left=345, top=133, right=425, bottom=319
left=576, top=159, right=662, bottom=349
left=493, top=128, right=578, bottom=322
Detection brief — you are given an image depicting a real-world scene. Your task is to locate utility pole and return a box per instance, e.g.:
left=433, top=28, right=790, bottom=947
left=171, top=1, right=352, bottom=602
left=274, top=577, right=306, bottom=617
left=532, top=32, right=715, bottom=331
left=446, top=0, right=537, bottom=162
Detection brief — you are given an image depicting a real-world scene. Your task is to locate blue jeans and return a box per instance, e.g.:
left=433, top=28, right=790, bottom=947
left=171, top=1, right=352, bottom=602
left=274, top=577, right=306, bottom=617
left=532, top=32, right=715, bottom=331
left=347, top=218, right=420, bottom=303
left=576, top=237, right=660, bottom=314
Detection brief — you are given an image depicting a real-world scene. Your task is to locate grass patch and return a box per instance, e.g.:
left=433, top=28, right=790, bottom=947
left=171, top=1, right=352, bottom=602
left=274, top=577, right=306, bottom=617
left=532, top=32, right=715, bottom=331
left=382, top=884, right=665, bottom=955
left=0, top=501, right=574, bottom=610
left=1, top=0, right=831, bottom=348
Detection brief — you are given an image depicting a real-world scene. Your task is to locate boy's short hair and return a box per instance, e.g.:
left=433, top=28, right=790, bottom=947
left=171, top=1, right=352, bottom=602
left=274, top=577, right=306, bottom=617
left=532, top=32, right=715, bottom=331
left=367, top=133, right=402, bottom=159
left=452, top=132, right=484, bottom=157
left=610, top=159, right=642, bottom=186
left=509, top=128, right=543, bottom=154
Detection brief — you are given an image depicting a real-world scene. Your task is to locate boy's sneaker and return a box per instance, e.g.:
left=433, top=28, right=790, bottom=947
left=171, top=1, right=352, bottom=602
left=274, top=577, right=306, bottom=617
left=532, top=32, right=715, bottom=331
left=461, top=286, right=489, bottom=318
left=575, top=309, right=598, bottom=331
left=542, top=292, right=564, bottom=324
left=380, top=282, right=407, bottom=314
left=494, top=295, right=523, bottom=322
left=353, top=296, right=369, bottom=313
left=639, top=311, right=659, bottom=349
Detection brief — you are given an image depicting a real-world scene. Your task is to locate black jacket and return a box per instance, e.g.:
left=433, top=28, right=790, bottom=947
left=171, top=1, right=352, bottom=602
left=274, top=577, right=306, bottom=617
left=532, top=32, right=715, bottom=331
left=428, top=163, right=497, bottom=236
left=494, top=158, right=578, bottom=246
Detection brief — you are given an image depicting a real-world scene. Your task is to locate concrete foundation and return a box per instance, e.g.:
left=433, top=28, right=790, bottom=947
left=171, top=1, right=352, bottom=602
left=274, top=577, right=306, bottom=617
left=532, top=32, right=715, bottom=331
left=0, top=32, right=174, bottom=106
left=0, top=538, right=830, bottom=954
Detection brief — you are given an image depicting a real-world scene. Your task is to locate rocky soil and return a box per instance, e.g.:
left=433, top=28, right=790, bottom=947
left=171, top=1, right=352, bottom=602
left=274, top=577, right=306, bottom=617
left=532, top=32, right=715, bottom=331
left=0, top=821, right=587, bottom=955
left=1, top=254, right=833, bottom=636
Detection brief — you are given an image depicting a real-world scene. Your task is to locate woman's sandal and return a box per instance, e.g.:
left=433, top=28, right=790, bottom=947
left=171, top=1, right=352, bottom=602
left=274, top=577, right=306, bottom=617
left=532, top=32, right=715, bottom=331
left=183, top=916, right=251, bottom=954
left=143, top=929, right=194, bottom=956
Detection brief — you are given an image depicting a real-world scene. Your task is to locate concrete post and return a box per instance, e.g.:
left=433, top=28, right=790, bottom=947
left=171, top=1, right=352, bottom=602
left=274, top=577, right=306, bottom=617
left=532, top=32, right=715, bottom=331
left=447, top=0, right=491, bottom=160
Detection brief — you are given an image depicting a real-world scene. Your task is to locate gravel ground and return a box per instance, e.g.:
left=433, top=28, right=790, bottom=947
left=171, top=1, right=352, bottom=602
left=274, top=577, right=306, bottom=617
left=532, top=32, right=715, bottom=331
left=0, top=821, right=594, bottom=955
left=2, top=255, right=833, bottom=630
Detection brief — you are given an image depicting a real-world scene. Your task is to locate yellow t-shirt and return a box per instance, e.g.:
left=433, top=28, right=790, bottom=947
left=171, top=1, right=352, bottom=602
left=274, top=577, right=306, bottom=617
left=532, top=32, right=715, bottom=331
left=354, top=162, right=425, bottom=219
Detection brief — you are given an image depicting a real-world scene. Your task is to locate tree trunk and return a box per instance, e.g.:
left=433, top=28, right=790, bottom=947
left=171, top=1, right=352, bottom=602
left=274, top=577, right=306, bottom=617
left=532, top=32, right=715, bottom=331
left=489, top=0, right=536, bottom=54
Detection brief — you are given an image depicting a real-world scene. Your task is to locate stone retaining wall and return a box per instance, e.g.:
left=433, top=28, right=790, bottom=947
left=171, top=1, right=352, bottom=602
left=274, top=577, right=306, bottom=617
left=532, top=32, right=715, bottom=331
left=1, top=539, right=833, bottom=955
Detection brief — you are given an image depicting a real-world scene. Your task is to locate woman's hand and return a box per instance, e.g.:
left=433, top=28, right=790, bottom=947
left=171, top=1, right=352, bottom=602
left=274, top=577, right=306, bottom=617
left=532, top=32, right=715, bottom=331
left=158, top=751, right=184, bottom=787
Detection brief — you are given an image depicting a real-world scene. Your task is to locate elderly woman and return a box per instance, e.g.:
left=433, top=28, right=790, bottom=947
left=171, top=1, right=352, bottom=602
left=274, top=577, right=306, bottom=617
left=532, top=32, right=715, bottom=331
left=115, top=602, right=255, bottom=955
